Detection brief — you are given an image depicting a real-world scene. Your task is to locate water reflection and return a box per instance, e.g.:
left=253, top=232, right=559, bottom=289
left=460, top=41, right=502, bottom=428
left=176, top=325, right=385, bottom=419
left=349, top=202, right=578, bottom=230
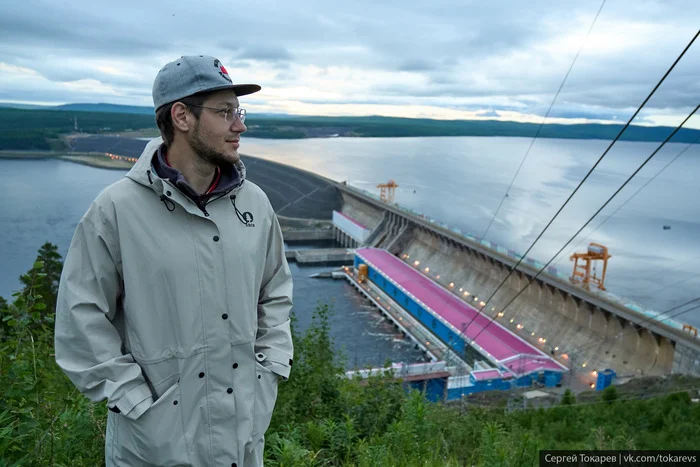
left=243, top=136, right=700, bottom=326
left=1, top=135, right=699, bottom=328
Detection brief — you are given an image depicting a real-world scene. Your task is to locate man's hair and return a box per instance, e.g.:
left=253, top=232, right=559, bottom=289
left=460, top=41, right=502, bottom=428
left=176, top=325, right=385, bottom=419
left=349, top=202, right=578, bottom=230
left=155, top=91, right=213, bottom=146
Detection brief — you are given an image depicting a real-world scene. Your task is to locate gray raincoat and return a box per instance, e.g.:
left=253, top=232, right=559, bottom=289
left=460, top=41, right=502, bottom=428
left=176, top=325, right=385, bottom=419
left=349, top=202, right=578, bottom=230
left=55, top=137, right=293, bottom=466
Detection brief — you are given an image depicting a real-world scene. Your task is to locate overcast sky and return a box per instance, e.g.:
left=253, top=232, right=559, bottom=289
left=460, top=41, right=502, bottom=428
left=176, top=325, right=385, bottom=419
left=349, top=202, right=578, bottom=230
left=1, top=0, right=699, bottom=127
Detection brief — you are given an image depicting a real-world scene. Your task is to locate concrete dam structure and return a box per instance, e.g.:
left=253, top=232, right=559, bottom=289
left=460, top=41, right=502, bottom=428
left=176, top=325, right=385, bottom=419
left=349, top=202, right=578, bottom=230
left=333, top=183, right=700, bottom=382
left=73, top=135, right=700, bottom=386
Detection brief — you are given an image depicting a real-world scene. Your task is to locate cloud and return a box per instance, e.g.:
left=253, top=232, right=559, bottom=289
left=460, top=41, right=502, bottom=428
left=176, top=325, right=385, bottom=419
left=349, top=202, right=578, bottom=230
left=477, top=109, right=501, bottom=118
left=398, top=60, right=439, bottom=72
left=1, top=0, right=699, bottom=126
left=234, top=46, right=294, bottom=62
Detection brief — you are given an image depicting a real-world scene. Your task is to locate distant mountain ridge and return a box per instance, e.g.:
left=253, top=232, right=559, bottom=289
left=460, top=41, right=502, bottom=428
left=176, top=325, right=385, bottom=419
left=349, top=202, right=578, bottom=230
left=0, top=102, right=153, bottom=114
left=56, top=103, right=155, bottom=114
left=2, top=103, right=700, bottom=146
left=0, top=102, right=293, bottom=118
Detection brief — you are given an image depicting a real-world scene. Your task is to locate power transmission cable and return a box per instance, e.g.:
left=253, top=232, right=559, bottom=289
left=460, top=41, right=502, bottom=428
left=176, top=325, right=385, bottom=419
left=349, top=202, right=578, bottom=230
left=543, top=139, right=700, bottom=356
left=463, top=102, right=700, bottom=352
left=480, top=0, right=607, bottom=241
left=440, top=241, right=700, bottom=375
left=481, top=264, right=700, bottom=376
left=643, top=269, right=700, bottom=298
left=449, top=131, right=699, bottom=378
left=455, top=29, right=700, bottom=343
left=553, top=136, right=700, bottom=268
left=622, top=252, right=700, bottom=294
left=560, top=297, right=700, bottom=358
left=557, top=303, right=699, bottom=385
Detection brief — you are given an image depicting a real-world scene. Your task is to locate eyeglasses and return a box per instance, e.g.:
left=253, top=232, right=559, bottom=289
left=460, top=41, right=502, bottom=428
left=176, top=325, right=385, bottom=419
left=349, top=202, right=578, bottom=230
left=187, top=104, right=247, bottom=123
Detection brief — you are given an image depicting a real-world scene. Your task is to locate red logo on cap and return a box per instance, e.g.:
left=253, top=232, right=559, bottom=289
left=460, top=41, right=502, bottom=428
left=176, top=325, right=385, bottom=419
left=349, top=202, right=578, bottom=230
left=214, top=59, right=233, bottom=83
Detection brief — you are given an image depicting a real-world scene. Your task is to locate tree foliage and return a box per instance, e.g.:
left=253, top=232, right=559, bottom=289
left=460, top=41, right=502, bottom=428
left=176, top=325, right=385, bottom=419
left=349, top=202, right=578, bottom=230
left=602, top=385, right=618, bottom=403
left=4, top=106, right=700, bottom=151
left=20, top=242, right=63, bottom=316
left=561, top=389, right=575, bottom=406
left=0, top=108, right=157, bottom=150
left=1, top=243, right=700, bottom=466
left=0, top=255, right=104, bottom=465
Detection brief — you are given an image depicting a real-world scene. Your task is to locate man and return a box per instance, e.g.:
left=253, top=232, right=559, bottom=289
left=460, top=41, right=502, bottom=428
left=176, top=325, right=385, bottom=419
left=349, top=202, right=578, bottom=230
left=55, top=55, right=294, bottom=467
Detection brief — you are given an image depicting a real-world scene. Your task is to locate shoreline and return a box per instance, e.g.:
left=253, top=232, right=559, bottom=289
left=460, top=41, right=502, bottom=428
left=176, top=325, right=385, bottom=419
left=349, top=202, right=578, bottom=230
left=0, top=151, right=134, bottom=170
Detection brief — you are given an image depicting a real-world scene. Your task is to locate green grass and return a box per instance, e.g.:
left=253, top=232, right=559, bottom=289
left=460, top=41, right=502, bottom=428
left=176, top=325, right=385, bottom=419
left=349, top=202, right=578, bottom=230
left=2, top=244, right=700, bottom=466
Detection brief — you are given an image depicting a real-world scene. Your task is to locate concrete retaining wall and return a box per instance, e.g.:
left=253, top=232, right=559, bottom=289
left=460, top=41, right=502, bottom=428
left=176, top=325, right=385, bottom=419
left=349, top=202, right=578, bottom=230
left=673, top=342, right=700, bottom=374
left=332, top=179, right=700, bottom=378
left=399, top=227, right=679, bottom=377
left=282, top=229, right=335, bottom=242
left=340, top=192, right=385, bottom=232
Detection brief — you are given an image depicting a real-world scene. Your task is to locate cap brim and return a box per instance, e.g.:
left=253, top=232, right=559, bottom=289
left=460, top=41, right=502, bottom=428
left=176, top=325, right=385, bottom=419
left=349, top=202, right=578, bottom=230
left=197, top=83, right=261, bottom=97
left=155, top=83, right=263, bottom=112
left=232, top=84, right=262, bottom=96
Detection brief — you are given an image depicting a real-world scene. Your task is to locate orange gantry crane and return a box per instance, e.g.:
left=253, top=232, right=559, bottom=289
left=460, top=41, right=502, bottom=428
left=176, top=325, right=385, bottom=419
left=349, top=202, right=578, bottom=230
left=377, top=180, right=398, bottom=203
left=570, top=243, right=611, bottom=291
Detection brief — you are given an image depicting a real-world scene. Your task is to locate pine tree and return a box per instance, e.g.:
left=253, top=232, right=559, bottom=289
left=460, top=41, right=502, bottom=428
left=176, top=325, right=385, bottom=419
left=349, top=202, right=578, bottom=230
left=19, top=242, right=63, bottom=317
left=561, top=389, right=575, bottom=405
left=0, top=295, right=7, bottom=341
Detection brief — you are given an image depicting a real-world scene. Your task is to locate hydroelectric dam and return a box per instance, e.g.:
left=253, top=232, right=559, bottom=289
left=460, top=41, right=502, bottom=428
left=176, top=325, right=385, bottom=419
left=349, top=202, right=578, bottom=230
left=67, top=136, right=700, bottom=396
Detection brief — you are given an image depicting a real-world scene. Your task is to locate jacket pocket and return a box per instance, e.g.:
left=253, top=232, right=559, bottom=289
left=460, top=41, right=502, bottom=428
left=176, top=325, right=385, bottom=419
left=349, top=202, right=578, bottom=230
left=252, top=358, right=279, bottom=440
left=114, top=380, right=191, bottom=466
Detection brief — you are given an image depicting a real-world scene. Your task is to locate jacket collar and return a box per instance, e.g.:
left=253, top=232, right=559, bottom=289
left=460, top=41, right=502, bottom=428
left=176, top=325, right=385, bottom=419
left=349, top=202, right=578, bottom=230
left=126, top=137, right=247, bottom=198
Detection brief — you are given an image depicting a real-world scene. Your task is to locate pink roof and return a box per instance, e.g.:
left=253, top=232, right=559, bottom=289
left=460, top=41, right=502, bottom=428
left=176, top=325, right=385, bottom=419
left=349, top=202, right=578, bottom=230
left=502, top=356, right=564, bottom=373
left=472, top=369, right=502, bottom=381
left=335, top=211, right=369, bottom=231
left=356, top=248, right=567, bottom=375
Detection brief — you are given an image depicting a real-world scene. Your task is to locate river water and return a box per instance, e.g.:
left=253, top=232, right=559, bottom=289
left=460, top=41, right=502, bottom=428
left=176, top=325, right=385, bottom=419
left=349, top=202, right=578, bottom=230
left=1, top=135, right=699, bottom=334
left=242, top=136, right=700, bottom=328
left=0, top=157, right=425, bottom=368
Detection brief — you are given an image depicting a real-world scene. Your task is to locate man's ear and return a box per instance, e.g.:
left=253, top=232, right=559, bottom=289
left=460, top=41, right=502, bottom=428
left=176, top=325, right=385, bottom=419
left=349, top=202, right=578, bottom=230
left=171, top=102, right=191, bottom=132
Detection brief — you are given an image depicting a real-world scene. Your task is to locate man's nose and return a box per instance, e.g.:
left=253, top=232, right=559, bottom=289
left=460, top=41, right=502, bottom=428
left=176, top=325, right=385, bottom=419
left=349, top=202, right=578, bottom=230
left=231, top=118, right=246, bottom=133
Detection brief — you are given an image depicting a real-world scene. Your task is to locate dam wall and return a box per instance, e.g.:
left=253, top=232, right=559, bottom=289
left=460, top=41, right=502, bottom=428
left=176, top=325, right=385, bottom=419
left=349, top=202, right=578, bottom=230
left=332, top=184, right=700, bottom=379
left=400, top=227, right=677, bottom=378
left=82, top=135, right=700, bottom=379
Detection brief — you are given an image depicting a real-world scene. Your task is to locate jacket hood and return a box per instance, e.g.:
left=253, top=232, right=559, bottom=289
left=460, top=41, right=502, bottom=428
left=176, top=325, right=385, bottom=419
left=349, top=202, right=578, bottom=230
left=126, top=137, right=247, bottom=197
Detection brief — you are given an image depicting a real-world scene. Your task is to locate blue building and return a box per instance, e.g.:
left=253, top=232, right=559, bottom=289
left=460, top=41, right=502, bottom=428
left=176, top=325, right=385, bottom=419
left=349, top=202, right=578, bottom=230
left=354, top=248, right=568, bottom=400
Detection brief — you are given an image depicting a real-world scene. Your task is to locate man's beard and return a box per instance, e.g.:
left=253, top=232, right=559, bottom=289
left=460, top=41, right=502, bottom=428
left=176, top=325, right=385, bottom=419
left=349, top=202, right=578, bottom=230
left=189, top=122, right=236, bottom=167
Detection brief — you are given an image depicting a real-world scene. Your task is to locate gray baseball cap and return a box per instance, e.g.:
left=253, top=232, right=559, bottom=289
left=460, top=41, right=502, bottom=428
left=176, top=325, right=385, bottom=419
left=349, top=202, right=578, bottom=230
left=152, top=55, right=261, bottom=111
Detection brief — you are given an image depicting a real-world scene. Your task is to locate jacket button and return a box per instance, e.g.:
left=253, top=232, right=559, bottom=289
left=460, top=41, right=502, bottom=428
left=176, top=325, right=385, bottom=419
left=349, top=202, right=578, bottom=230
left=232, top=463, right=237, bottom=467
left=213, top=235, right=219, bottom=242
left=199, top=372, right=205, bottom=378
left=233, top=363, right=238, bottom=369
left=222, top=314, right=228, bottom=320
left=227, top=388, right=233, bottom=394
left=258, top=375, right=261, bottom=379
left=166, top=190, right=172, bottom=196
left=173, top=400, right=178, bottom=405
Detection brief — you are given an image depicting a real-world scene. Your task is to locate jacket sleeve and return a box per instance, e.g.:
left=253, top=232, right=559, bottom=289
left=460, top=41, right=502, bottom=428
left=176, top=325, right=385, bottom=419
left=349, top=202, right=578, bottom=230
left=255, top=209, right=294, bottom=379
left=55, top=215, right=153, bottom=420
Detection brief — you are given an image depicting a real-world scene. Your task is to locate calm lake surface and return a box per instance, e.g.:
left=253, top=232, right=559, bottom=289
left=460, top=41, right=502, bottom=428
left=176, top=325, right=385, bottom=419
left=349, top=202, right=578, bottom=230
left=242, top=136, right=700, bottom=328
left=1, top=135, right=699, bottom=331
